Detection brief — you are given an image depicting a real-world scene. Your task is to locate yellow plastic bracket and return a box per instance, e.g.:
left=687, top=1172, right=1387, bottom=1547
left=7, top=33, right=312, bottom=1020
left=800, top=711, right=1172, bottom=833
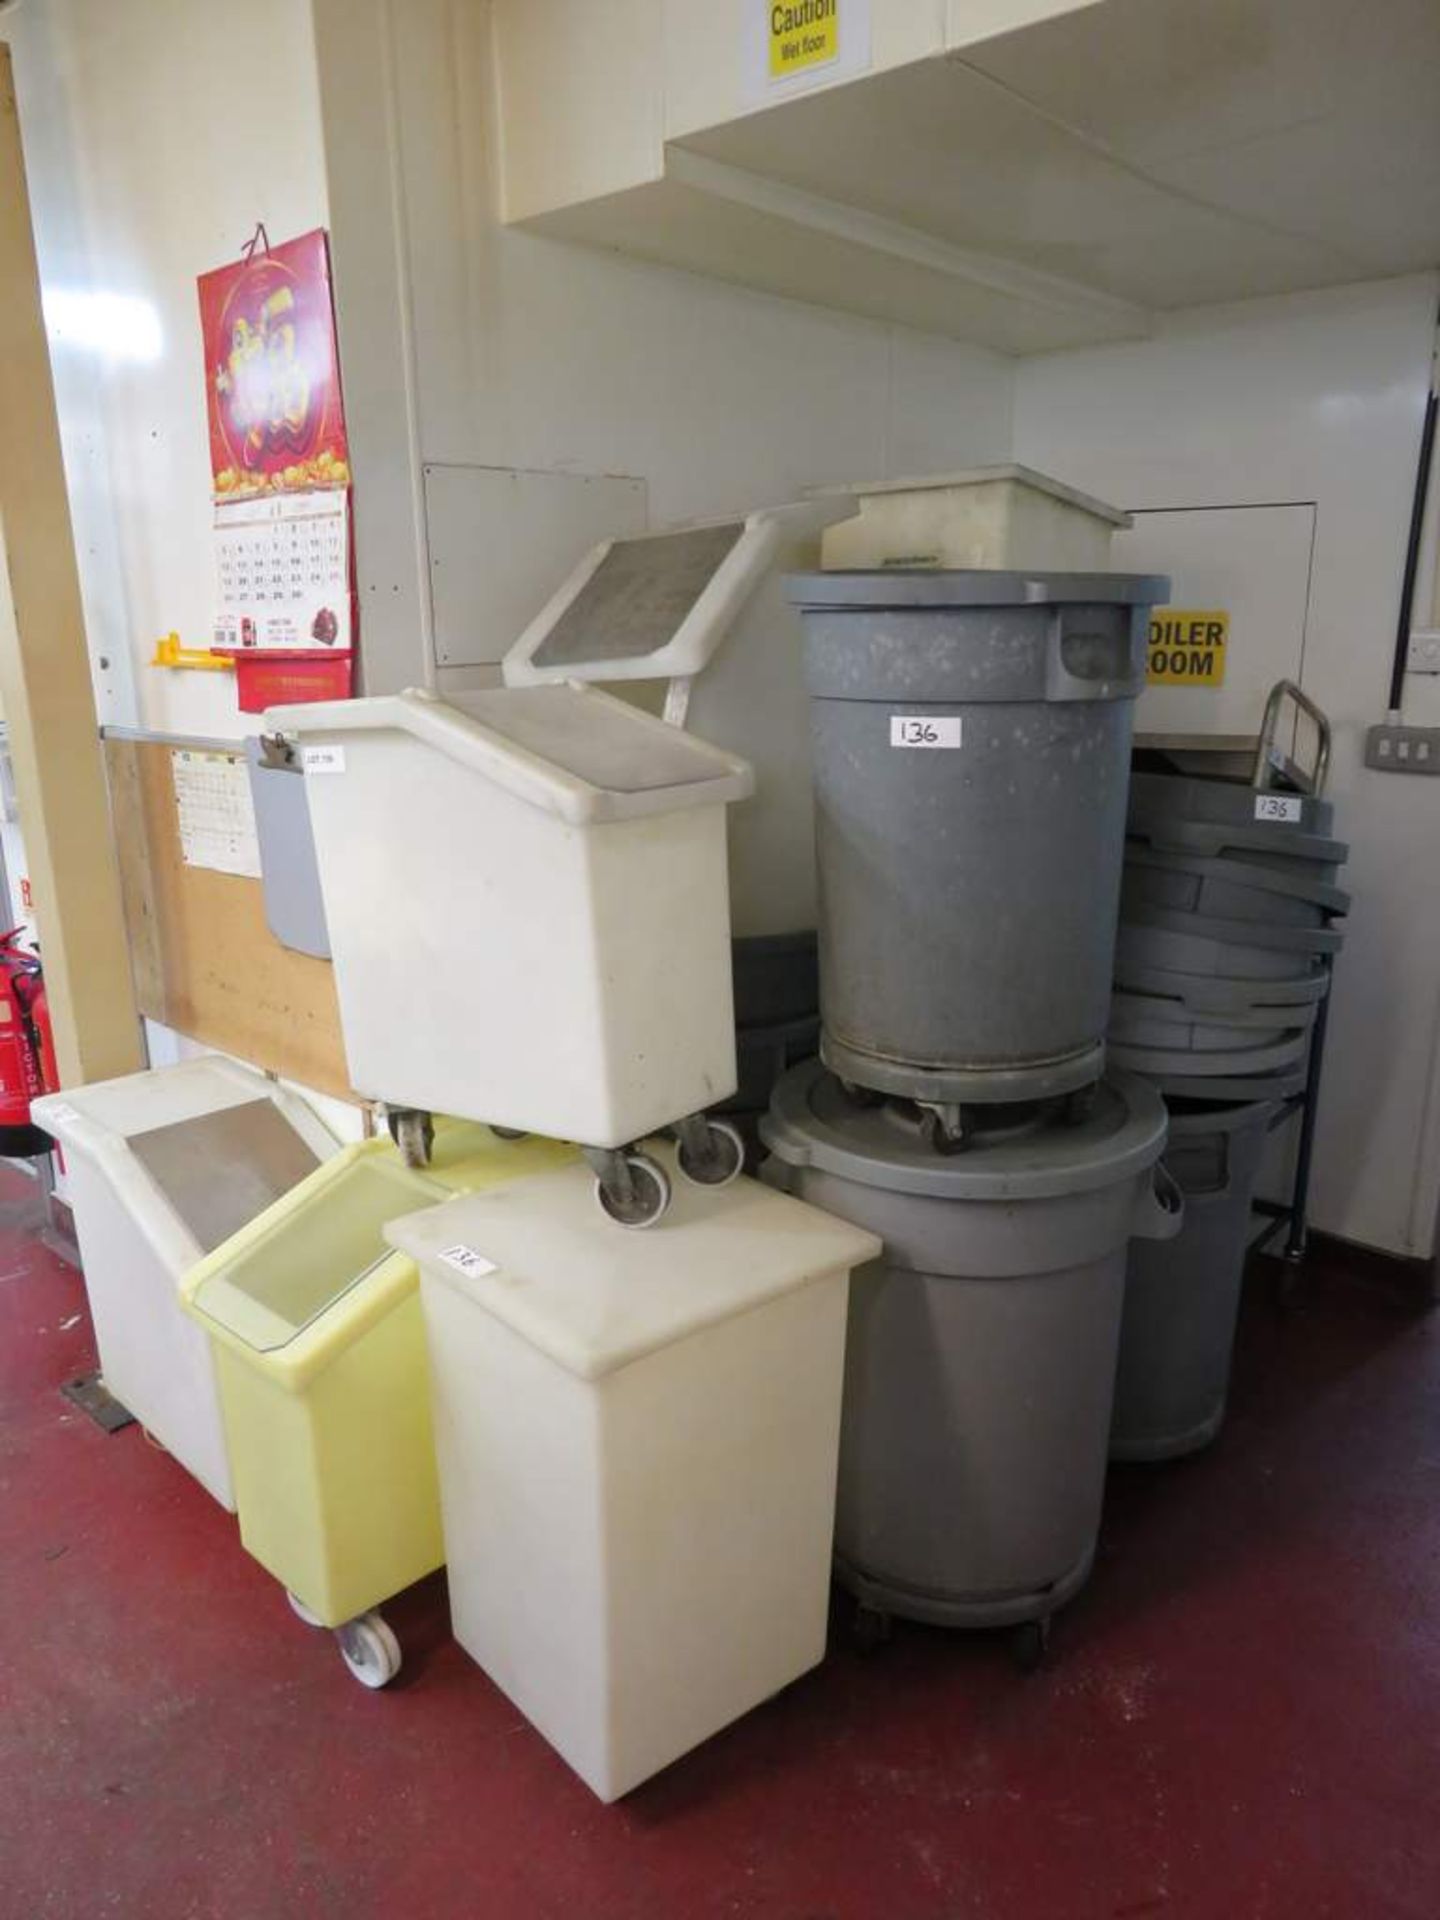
left=150, top=631, right=234, bottom=673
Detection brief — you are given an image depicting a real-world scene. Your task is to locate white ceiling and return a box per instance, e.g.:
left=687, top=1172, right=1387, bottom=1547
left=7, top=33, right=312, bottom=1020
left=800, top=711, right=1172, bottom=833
left=677, top=0, right=1440, bottom=316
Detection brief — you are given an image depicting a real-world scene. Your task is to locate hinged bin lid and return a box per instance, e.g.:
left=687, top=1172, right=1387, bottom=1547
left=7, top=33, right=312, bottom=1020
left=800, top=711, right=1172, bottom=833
left=504, top=500, right=853, bottom=686
left=32, top=1059, right=335, bottom=1258
left=787, top=569, right=1169, bottom=612
left=181, top=1124, right=576, bottom=1371
left=815, top=465, right=1131, bottom=526
left=384, top=1143, right=880, bottom=1382
left=268, top=683, right=754, bottom=826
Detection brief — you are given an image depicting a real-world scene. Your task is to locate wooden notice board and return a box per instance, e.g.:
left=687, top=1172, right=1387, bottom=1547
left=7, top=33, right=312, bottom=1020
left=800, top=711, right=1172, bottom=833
left=105, top=735, right=355, bottom=1102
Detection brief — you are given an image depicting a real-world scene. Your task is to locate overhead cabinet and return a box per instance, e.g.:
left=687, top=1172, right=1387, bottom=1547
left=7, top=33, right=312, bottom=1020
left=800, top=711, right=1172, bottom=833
left=492, top=0, right=1440, bottom=355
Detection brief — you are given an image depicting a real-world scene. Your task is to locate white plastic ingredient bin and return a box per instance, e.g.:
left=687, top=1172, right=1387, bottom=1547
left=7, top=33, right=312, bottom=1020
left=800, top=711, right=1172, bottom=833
left=819, top=466, right=1130, bottom=573
left=384, top=1143, right=880, bottom=1801
left=269, top=686, right=754, bottom=1160
left=503, top=500, right=852, bottom=938
left=33, top=1059, right=336, bottom=1508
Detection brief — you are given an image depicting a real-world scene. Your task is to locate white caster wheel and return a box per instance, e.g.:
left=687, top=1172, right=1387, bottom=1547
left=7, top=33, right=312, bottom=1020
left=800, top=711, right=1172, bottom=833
left=287, top=1590, right=325, bottom=1628
left=595, top=1152, right=671, bottom=1230
left=335, top=1611, right=402, bottom=1689
left=676, top=1118, right=746, bottom=1190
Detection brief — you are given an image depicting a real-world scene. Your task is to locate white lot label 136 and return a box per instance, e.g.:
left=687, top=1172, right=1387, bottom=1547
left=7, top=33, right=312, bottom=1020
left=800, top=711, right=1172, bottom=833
left=437, top=1244, right=497, bottom=1281
left=1254, top=793, right=1302, bottom=823
left=890, top=715, right=961, bottom=749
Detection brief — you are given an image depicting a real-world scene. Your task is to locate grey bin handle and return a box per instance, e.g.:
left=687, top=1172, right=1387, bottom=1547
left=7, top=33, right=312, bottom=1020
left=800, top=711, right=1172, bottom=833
left=1132, top=1161, right=1186, bottom=1242
left=1170, top=1135, right=1233, bottom=1201
left=1045, top=608, right=1149, bottom=704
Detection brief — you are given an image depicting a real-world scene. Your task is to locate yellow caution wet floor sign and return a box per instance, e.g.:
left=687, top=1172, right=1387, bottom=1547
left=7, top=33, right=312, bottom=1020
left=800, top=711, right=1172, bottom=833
left=769, top=0, right=840, bottom=78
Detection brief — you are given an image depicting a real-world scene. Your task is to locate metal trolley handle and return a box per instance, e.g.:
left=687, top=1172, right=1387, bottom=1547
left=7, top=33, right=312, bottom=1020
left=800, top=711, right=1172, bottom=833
left=1253, top=679, right=1331, bottom=796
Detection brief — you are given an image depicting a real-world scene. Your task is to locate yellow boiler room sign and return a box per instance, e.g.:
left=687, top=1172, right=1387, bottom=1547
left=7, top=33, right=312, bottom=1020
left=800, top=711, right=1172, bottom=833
left=1147, top=609, right=1229, bottom=687
left=769, top=0, right=839, bottom=78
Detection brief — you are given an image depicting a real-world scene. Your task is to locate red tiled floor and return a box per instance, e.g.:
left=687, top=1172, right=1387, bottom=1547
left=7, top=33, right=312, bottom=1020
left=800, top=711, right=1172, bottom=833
left=1, top=1162, right=1437, bottom=1919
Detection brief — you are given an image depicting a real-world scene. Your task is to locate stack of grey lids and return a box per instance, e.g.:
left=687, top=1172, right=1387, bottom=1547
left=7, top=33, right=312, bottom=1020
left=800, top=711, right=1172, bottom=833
left=1110, top=771, right=1349, bottom=1102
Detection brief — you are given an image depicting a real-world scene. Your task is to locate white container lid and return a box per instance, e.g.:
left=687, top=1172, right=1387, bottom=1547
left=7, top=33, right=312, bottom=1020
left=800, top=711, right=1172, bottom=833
left=33, top=1055, right=301, bottom=1145
left=268, top=684, right=754, bottom=826
left=383, top=1142, right=880, bottom=1382
left=813, top=464, right=1130, bottom=527
left=504, top=499, right=854, bottom=687
left=32, top=1059, right=336, bottom=1264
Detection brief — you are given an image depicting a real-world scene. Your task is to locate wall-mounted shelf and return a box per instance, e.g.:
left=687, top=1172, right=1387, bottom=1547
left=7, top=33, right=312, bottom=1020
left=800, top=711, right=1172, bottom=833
left=494, top=0, right=1440, bottom=357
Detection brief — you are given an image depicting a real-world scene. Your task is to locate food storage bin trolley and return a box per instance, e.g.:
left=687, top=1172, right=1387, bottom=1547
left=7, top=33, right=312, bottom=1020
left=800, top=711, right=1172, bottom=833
left=503, top=499, right=853, bottom=943
left=268, top=684, right=755, bottom=1228
left=32, top=1059, right=337, bottom=1509
left=180, top=1122, right=574, bottom=1686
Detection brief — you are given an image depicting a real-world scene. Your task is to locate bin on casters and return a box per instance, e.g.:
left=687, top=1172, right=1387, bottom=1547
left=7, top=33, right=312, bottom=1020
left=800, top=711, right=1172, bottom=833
left=269, top=683, right=754, bottom=1227
left=33, top=1059, right=336, bottom=1509
left=181, top=1122, right=575, bottom=1686
left=786, top=569, right=1168, bottom=1117
left=761, top=1060, right=1182, bottom=1662
left=503, top=500, right=853, bottom=942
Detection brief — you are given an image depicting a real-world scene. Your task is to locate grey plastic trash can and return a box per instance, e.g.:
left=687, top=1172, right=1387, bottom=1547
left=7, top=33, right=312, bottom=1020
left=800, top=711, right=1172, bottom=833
left=760, top=1061, right=1181, bottom=1635
left=787, top=569, right=1168, bottom=1106
left=1111, top=1100, right=1277, bottom=1462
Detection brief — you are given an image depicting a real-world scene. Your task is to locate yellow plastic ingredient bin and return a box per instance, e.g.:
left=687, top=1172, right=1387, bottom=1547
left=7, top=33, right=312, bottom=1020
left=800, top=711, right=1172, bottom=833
left=180, top=1122, right=574, bottom=1680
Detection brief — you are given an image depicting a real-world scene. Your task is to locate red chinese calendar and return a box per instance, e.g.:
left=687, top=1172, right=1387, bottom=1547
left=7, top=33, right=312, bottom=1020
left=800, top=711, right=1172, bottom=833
left=197, top=229, right=355, bottom=709
left=197, top=228, right=349, bottom=499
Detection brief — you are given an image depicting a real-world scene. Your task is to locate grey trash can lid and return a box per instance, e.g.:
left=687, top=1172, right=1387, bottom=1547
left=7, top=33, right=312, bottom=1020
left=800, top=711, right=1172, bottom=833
left=1108, top=1029, right=1310, bottom=1079
left=1141, top=1062, right=1308, bottom=1102
left=1123, top=844, right=1351, bottom=918
left=1112, top=958, right=1330, bottom=1013
left=786, top=569, right=1170, bottom=611
left=761, top=1060, right=1166, bottom=1201
left=1129, top=770, right=1335, bottom=838
left=1110, top=988, right=1321, bottom=1035
left=1161, top=1098, right=1282, bottom=1138
left=1127, top=813, right=1348, bottom=871
left=1122, top=904, right=1345, bottom=957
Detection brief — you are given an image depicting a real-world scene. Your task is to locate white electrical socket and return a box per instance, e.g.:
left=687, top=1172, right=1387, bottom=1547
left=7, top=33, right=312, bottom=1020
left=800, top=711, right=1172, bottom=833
left=1406, top=629, right=1440, bottom=674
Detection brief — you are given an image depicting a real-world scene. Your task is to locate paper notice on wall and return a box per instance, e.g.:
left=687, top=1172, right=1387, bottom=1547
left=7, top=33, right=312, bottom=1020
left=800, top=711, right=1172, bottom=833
left=172, top=749, right=262, bottom=879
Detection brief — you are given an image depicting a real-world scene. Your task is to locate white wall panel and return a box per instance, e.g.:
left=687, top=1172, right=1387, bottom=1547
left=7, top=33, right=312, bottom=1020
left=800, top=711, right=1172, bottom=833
left=9, top=0, right=330, bottom=742
left=315, top=0, right=1015, bottom=693
left=1015, top=273, right=1440, bottom=1257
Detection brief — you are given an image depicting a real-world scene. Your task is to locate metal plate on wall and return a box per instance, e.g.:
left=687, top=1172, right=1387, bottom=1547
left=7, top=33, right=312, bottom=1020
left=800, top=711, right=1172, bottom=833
left=424, top=463, right=647, bottom=671
left=128, top=1100, right=321, bottom=1253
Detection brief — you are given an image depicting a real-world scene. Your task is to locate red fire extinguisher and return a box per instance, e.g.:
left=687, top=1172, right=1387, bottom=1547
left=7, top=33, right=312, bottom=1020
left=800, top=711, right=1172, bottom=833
left=0, top=928, right=59, bottom=1156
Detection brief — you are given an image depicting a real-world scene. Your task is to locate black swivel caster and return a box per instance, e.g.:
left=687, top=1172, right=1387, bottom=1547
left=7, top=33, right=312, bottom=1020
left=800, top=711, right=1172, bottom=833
left=851, top=1602, right=894, bottom=1654
left=1009, top=1615, right=1052, bottom=1673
